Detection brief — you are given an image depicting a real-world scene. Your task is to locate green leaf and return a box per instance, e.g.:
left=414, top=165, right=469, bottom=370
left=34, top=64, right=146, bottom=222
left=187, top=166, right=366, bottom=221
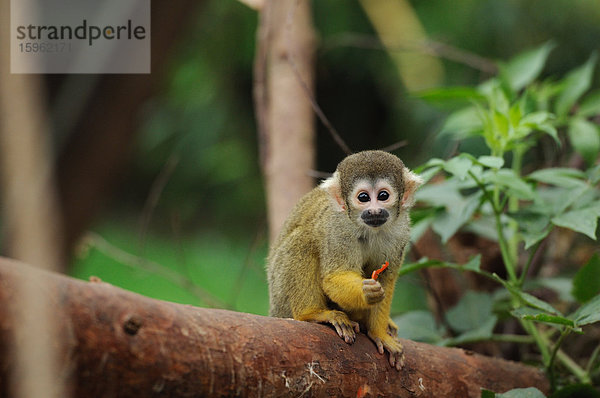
left=481, top=389, right=497, bottom=398
left=520, top=111, right=554, bottom=126
left=578, top=89, right=600, bottom=117
left=446, top=316, right=497, bottom=346
left=511, top=307, right=575, bottom=327
left=567, top=117, right=600, bottom=166
left=443, top=156, right=474, bottom=180
left=556, top=54, right=598, bottom=117
left=537, top=123, right=560, bottom=145
left=534, top=184, right=590, bottom=216
left=501, top=41, right=555, bottom=92
left=431, top=191, right=482, bottom=243
left=496, top=387, right=547, bottom=398
left=527, top=168, right=587, bottom=189
left=463, top=254, right=482, bottom=273
left=446, top=291, right=494, bottom=333
left=572, top=254, right=600, bottom=303
left=440, top=107, right=484, bottom=138
left=399, top=255, right=486, bottom=278
left=518, top=291, right=562, bottom=315
left=588, top=164, right=600, bottom=184
left=513, top=210, right=552, bottom=249
left=477, top=156, right=504, bottom=169
left=552, top=207, right=599, bottom=240
left=572, top=294, right=600, bottom=327
left=393, top=311, right=444, bottom=343
left=485, top=169, right=536, bottom=200
left=418, top=165, right=443, bottom=184
left=494, top=275, right=562, bottom=315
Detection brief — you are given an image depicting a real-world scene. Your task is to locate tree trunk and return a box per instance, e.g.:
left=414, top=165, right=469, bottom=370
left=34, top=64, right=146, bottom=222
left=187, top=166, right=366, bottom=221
left=254, top=0, right=316, bottom=242
left=0, top=257, right=550, bottom=397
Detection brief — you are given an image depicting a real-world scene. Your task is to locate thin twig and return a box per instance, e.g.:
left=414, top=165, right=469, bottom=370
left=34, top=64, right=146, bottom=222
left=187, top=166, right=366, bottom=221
left=285, top=0, right=352, bottom=155
left=307, top=170, right=333, bottom=180
left=322, top=33, right=498, bottom=74
left=138, top=153, right=180, bottom=253
left=379, top=140, right=408, bottom=153
left=228, top=223, right=267, bottom=307
left=84, top=232, right=230, bottom=309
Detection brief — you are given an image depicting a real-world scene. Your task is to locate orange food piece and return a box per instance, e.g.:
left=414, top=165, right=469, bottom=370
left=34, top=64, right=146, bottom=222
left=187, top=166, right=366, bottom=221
left=371, top=261, right=389, bottom=280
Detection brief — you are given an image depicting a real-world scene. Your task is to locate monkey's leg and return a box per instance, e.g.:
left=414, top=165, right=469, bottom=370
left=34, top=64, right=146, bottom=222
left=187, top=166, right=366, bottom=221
left=387, top=317, right=399, bottom=337
left=296, top=309, right=360, bottom=344
left=366, top=276, right=405, bottom=370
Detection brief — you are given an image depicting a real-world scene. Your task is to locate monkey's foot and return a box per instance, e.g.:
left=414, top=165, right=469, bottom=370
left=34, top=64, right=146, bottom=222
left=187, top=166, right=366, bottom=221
left=326, top=310, right=360, bottom=344
left=298, top=309, right=360, bottom=344
left=368, top=331, right=405, bottom=371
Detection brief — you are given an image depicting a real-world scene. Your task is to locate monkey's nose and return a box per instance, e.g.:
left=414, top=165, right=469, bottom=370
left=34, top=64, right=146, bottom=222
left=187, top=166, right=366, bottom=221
left=361, top=208, right=389, bottom=227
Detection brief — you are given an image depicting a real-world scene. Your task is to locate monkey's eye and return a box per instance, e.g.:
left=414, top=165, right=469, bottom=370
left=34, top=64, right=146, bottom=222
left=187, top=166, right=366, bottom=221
left=357, top=192, right=370, bottom=203
left=377, top=190, right=390, bottom=201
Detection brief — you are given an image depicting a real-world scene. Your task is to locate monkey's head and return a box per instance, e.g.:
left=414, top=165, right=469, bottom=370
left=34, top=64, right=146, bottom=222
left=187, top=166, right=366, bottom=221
left=321, top=150, right=422, bottom=230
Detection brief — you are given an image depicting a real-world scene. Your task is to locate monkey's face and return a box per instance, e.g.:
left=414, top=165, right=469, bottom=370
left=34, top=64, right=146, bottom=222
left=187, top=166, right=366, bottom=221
left=349, top=178, right=399, bottom=228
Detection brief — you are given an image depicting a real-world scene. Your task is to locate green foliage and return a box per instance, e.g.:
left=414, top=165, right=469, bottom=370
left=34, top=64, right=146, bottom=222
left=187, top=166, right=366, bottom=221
left=481, top=387, right=547, bottom=398
left=407, top=42, right=600, bottom=390
left=572, top=254, right=600, bottom=303
left=70, top=222, right=270, bottom=315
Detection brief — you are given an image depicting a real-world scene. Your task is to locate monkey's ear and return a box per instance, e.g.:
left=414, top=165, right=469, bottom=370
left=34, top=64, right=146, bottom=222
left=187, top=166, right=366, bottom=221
left=320, top=172, right=346, bottom=211
left=401, top=168, right=423, bottom=209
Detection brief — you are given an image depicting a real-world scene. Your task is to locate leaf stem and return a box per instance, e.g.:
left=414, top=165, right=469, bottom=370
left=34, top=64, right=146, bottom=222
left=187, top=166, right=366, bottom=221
left=467, top=170, right=517, bottom=281
left=518, top=241, right=542, bottom=287
left=585, top=343, right=600, bottom=377
left=536, top=327, right=590, bottom=384
left=519, top=319, right=551, bottom=365
left=547, top=328, right=570, bottom=390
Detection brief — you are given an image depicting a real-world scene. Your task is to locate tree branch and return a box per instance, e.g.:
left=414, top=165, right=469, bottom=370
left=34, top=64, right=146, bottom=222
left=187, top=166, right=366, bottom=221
left=0, top=258, right=549, bottom=397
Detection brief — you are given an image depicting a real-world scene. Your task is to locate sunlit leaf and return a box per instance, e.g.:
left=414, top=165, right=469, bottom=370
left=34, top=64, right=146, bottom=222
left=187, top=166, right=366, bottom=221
left=495, top=387, right=547, bottom=398
left=443, top=156, right=474, bottom=180
left=552, top=207, right=599, bottom=240
left=477, top=156, right=504, bottom=169
left=511, top=307, right=575, bottom=327
left=567, top=117, right=600, bottom=166
left=556, top=54, right=598, bottom=117
left=578, top=89, right=600, bottom=117
left=494, top=275, right=561, bottom=315
left=501, top=41, right=555, bottom=92
left=440, top=107, right=484, bottom=138
left=485, top=169, right=536, bottom=200
left=432, top=192, right=482, bottom=243
left=527, top=168, right=587, bottom=189
left=572, top=294, right=600, bottom=327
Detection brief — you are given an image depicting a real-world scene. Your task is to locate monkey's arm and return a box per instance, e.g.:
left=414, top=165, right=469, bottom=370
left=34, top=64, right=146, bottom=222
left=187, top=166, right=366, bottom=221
left=322, top=271, right=379, bottom=310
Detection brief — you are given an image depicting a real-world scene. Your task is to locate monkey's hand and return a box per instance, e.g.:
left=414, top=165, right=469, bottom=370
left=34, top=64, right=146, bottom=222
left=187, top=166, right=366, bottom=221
left=368, top=331, right=405, bottom=371
left=362, top=279, right=385, bottom=305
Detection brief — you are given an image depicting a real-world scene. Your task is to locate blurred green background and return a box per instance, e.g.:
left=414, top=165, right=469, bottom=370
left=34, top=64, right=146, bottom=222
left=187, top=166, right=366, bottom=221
left=70, top=0, right=600, bottom=317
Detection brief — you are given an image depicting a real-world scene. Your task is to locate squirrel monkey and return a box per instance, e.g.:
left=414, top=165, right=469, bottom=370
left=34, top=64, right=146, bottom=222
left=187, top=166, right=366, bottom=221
left=267, top=150, right=422, bottom=370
